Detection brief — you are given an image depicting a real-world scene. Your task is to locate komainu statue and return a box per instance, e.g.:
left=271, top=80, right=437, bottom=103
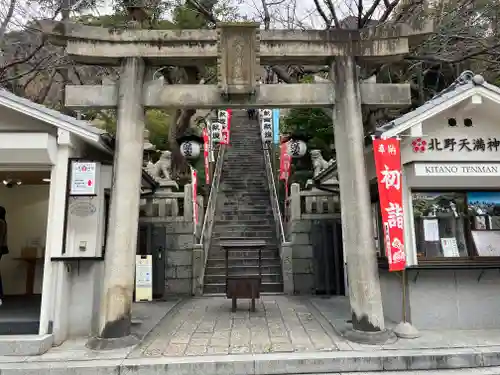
left=146, top=150, right=173, bottom=182
left=310, top=149, right=334, bottom=178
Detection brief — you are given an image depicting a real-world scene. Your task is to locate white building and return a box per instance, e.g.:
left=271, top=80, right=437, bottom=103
left=0, top=89, right=156, bottom=355
left=316, top=72, right=500, bottom=330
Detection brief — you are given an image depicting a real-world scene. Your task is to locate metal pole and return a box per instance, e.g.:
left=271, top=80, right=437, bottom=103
left=401, top=269, right=407, bottom=322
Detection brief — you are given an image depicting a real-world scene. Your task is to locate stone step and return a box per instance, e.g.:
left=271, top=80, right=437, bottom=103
left=219, top=187, right=269, bottom=192
left=205, top=264, right=282, bottom=275
left=214, top=223, right=275, bottom=229
left=203, top=282, right=283, bottom=294
left=221, top=202, right=272, bottom=209
left=220, top=213, right=275, bottom=221
left=213, top=227, right=275, bottom=235
left=219, top=204, right=272, bottom=209
left=220, top=206, right=273, bottom=215
left=227, top=192, right=271, bottom=197
left=205, top=273, right=282, bottom=284
left=222, top=191, right=270, bottom=196
left=219, top=211, right=272, bottom=217
left=206, top=257, right=281, bottom=268
left=212, top=232, right=276, bottom=239
left=208, top=249, right=279, bottom=258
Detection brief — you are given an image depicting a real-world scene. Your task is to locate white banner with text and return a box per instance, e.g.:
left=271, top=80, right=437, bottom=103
left=414, top=163, right=500, bottom=177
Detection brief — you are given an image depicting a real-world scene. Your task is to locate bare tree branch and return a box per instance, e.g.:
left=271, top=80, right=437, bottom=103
left=0, top=0, right=16, bottom=42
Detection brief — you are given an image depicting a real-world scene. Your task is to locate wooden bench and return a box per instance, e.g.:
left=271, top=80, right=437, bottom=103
left=220, top=240, right=265, bottom=312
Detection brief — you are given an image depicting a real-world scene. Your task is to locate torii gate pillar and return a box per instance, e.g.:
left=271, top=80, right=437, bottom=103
left=333, top=55, right=387, bottom=341
left=88, top=57, right=146, bottom=349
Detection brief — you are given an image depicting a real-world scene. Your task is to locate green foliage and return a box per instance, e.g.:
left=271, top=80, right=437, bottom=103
left=281, top=107, right=334, bottom=185
left=87, top=109, right=172, bottom=151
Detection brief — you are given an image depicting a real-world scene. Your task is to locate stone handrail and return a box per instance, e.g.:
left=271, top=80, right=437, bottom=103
left=262, top=142, right=287, bottom=244
left=139, top=184, right=204, bottom=223
left=191, top=144, right=226, bottom=295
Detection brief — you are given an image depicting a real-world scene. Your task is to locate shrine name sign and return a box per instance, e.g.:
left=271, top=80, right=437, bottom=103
left=415, top=163, right=500, bottom=177
left=412, top=137, right=500, bottom=153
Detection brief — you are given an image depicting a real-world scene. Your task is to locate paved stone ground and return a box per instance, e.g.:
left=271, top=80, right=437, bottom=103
left=130, top=296, right=342, bottom=357
left=310, top=296, right=500, bottom=351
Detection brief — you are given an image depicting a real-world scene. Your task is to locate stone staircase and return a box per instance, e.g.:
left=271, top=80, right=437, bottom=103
left=203, top=110, right=283, bottom=294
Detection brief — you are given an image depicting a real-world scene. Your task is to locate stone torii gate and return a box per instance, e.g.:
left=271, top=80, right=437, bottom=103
left=39, top=20, right=432, bottom=345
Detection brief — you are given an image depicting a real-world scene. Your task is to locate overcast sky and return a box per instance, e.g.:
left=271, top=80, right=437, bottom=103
left=1, top=0, right=388, bottom=32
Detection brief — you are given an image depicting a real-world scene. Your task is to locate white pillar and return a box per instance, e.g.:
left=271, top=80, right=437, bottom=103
left=95, top=57, right=145, bottom=342
left=39, top=130, right=72, bottom=337
left=332, top=55, right=386, bottom=336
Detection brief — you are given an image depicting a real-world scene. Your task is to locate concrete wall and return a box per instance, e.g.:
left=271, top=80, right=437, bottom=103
left=289, top=220, right=315, bottom=295
left=406, top=268, right=500, bottom=330
left=165, top=222, right=195, bottom=295
left=0, top=185, right=49, bottom=295
left=379, top=270, right=404, bottom=324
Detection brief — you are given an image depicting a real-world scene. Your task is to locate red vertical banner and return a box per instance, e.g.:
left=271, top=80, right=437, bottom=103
left=279, top=141, right=291, bottom=198
left=226, top=109, right=232, bottom=145
left=192, top=168, right=198, bottom=226
left=202, top=128, right=210, bottom=185
left=373, top=138, right=406, bottom=272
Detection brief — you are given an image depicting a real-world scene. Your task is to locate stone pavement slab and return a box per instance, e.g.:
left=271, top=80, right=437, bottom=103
left=4, top=347, right=500, bottom=374
left=5, top=296, right=500, bottom=373
left=309, top=297, right=500, bottom=351
left=129, top=296, right=342, bottom=357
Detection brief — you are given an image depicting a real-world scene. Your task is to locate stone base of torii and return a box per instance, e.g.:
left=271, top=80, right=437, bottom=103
left=37, top=19, right=433, bottom=347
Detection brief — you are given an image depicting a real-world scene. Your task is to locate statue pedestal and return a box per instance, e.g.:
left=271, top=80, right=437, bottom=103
left=304, top=178, right=340, bottom=214
left=154, top=180, right=179, bottom=217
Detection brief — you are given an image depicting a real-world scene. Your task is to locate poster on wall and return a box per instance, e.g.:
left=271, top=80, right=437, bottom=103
left=471, top=231, right=500, bottom=256
left=70, top=161, right=99, bottom=196
left=373, top=138, right=406, bottom=272
left=440, top=238, right=460, bottom=257
left=423, top=219, right=440, bottom=241
left=467, top=192, right=500, bottom=230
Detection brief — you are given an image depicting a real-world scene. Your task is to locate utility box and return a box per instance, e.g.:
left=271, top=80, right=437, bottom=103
left=151, top=225, right=166, bottom=299
left=137, top=223, right=166, bottom=299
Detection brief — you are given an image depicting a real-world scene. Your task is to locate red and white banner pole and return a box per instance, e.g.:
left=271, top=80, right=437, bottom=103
left=372, top=137, right=406, bottom=272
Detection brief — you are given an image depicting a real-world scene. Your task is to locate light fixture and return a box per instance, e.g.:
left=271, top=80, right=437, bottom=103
left=42, top=178, right=51, bottom=182
left=2, top=179, right=22, bottom=188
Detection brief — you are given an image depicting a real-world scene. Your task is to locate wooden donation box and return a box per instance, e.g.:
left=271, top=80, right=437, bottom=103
left=221, top=240, right=264, bottom=312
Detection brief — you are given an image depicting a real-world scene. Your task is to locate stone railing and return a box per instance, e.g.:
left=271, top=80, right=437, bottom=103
left=284, top=183, right=339, bottom=226
left=139, top=184, right=204, bottom=225
left=192, top=144, right=226, bottom=296
left=263, top=143, right=287, bottom=243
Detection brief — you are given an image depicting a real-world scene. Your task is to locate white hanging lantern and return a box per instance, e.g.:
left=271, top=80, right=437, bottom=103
left=287, top=139, right=307, bottom=158
left=180, top=140, right=201, bottom=159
